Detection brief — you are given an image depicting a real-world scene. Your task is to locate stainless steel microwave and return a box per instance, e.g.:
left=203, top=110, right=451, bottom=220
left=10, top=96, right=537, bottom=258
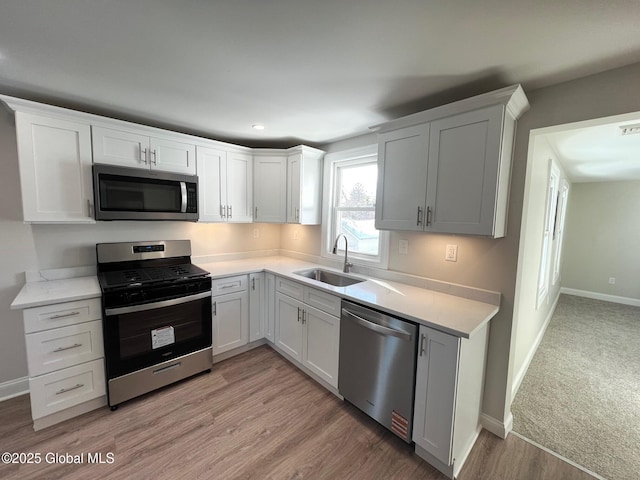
left=93, top=164, right=198, bottom=221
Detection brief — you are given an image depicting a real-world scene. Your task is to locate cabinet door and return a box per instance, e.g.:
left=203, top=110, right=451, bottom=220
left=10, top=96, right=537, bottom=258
left=375, top=124, right=430, bottom=231
left=212, top=290, right=249, bottom=356
left=426, top=105, right=503, bottom=235
left=92, top=126, right=150, bottom=169
left=286, top=153, right=301, bottom=223
left=302, top=304, right=340, bottom=388
left=15, top=113, right=94, bottom=223
left=264, top=273, right=276, bottom=343
left=413, top=325, right=460, bottom=466
left=253, top=156, right=287, bottom=223
left=249, top=273, right=265, bottom=342
left=226, top=151, right=253, bottom=223
left=275, top=292, right=303, bottom=362
left=196, top=146, right=225, bottom=222
left=150, top=136, right=196, bottom=175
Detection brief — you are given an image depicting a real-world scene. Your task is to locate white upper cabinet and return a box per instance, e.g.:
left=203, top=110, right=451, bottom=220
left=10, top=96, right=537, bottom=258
left=92, top=126, right=196, bottom=175
left=197, top=146, right=252, bottom=223
left=253, top=155, right=287, bottom=223
left=14, top=112, right=95, bottom=223
left=373, top=85, right=529, bottom=238
left=287, top=147, right=323, bottom=224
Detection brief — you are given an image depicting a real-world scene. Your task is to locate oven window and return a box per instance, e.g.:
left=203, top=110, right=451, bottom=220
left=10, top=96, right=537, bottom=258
left=99, top=174, right=182, bottom=212
left=117, top=300, right=205, bottom=359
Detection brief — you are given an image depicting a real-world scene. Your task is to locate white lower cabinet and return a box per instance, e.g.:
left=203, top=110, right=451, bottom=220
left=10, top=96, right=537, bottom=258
left=264, top=273, right=276, bottom=343
left=249, top=273, right=265, bottom=342
left=412, top=323, right=489, bottom=479
left=275, top=278, right=340, bottom=388
left=20, top=297, right=106, bottom=430
left=211, top=275, right=249, bottom=356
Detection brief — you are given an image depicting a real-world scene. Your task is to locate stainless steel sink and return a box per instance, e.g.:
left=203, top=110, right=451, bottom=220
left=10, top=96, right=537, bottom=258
left=294, top=268, right=364, bottom=287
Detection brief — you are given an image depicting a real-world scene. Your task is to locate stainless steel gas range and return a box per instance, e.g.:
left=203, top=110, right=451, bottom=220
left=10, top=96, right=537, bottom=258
left=96, top=240, right=212, bottom=410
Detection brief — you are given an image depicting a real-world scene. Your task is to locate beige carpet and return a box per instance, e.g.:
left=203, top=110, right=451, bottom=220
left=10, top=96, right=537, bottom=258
left=511, top=294, right=640, bottom=480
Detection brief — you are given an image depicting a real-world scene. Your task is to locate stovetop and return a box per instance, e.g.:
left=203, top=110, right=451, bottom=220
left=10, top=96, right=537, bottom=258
left=99, top=263, right=209, bottom=290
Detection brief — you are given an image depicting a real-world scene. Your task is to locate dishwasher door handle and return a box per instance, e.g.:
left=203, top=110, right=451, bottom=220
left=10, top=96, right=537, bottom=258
left=342, top=309, right=412, bottom=341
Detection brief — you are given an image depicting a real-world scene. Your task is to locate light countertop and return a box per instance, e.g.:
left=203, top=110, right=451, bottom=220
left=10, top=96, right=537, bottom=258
left=11, top=256, right=499, bottom=338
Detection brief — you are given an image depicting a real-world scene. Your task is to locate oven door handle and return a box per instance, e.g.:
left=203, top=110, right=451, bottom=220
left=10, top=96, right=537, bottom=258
left=105, top=291, right=211, bottom=316
left=342, top=308, right=412, bottom=341
left=180, top=182, right=188, bottom=213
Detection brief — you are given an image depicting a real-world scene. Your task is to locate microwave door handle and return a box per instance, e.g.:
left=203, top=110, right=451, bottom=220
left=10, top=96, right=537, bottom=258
left=180, top=182, right=187, bottom=213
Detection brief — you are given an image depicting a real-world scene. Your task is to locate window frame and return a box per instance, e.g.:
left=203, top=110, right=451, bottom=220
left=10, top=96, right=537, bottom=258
left=321, top=145, right=389, bottom=269
left=537, top=159, right=560, bottom=308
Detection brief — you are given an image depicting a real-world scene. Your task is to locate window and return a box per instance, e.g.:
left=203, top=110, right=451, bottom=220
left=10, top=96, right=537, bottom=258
left=322, top=145, right=389, bottom=268
left=552, top=179, right=569, bottom=285
left=537, top=159, right=560, bottom=307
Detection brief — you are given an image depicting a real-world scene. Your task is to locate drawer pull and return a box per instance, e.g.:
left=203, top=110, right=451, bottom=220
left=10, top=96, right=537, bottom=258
left=55, top=383, right=84, bottom=395
left=52, top=343, right=83, bottom=353
left=220, top=283, right=239, bottom=289
left=49, top=311, right=80, bottom=320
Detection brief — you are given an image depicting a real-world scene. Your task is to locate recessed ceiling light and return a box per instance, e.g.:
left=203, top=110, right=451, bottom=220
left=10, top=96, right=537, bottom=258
left=252, top=124, right=265, bottom=130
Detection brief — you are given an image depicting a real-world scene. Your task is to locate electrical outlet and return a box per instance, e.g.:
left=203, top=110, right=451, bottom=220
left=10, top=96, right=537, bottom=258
left=608, top=277, right=616, bottom=285
left=253, top=228, right=259, bottom=239
left=445, top=244, right=458, bottom=262
left=399, top=239, right=409, bottom=255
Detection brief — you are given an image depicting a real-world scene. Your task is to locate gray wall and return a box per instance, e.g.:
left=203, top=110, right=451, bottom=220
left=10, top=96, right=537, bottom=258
left=562, top=181, right=640, bottom=300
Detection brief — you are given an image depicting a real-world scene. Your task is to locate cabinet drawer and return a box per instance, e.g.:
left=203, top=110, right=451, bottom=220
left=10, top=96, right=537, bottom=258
left=26, top=320, right=104, bottom=377
left=303, top=287, right=341, bottom=317
left=276, top=277, right=304, bottom=301
left=29, top=358, right=106, bottom=420
left=212, top=275, right=247, bottom=296
left=23, top=298, right=102, bottom=333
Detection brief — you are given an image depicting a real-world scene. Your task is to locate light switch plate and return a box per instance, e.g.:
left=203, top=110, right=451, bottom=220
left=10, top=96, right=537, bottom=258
left=445, top=244, right=458, bottom=262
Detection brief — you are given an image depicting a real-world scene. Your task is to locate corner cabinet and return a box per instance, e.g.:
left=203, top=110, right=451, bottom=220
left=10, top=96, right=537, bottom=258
left=13, top=112, right=95, bottom=223
left=253, top=146, right=324, bottom=225
left=197, top=146, right=253, bottom=223
left=412, top=323, right=489, bottom=479
left=374, top=85, right=529, bottom=238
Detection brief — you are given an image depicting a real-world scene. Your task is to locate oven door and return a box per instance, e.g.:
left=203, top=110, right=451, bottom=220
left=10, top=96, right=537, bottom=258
left=103, top=291, right=212, bottom=379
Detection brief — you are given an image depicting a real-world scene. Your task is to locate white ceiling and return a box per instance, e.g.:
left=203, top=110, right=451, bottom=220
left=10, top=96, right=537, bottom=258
left=546, top=119, right=640, bottom=183
left=1, top=1, right=640, bottom=147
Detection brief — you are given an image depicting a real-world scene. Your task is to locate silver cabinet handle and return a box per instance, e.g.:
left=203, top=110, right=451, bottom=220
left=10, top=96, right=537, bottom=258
left=426, top=206, right=432, bottom=227
left=251, top=277, right=255, bottom=290
left=212, top=301, right=217, bottom=316
left=254, top=206, right=258, bottom=219
left=141, top=147, right=148, bottom=164
left=416, top=206, right=423, bottom=226
left=228, top=205, right=232, bottom=219
left=49, top=311, right=80, bottom=320
left=297, top=307, right=301, bottom=323
left=342, top=309, right=412, bottom=341
left=87, top=199, right=93, bottom=217
left=419, top=334, right=426, bottom=356
left=295, top=207, right=299, bottom=221
left=52, top=343, right=82, bottom=353
left=220, top=205, right=226, bottom=218
left=220, top=282, right=239, bottom=289
left=152, top=149, right=158, bottom=165
left=56, top=383, right=84, bottom=395
left=302, top=310, right=306, bottom=325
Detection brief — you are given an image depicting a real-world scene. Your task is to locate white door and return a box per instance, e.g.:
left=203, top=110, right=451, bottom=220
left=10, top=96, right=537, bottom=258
left=150, top=137, right=196, bottom=175
left=196, top=146, right=225, bottom=222
left=212, top=291, right=248, bottom=356
left=302, top=305, right=340, bottom=388
left=16, top=113, right=94, bottom=223
left=249, top=273, right=265, bottom=342
left=91, top=126, right=150, bottom=168
left=426, top=105, right=503, bottom=235
left=275, top=292, right=303, bottom=362
left=413, top=325, right=460, bottom=465
left=375, top=124, right=430, bottom=231
left=287, top=153, right=302, bottom=223
left=226, top=151, right=253, bottom=223
left=264, top=273, right=276, bottom=343
left=253, top=156, right=287, bottom=223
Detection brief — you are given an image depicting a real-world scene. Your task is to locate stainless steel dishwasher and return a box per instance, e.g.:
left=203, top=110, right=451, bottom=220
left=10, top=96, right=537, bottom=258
left=338, top=300, right=418, bottom=443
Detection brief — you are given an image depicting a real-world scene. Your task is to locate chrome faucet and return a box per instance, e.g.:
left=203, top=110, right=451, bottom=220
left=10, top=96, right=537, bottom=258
left=332, top=234, right=353, bottom=273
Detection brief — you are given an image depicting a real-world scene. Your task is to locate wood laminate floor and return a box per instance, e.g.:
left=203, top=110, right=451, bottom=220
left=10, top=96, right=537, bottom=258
left=0, top=346, right=596, bottom=480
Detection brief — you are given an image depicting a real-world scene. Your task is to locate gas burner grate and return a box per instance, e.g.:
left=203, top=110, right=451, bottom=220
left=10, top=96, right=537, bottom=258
left=169, top=265, right=191, bottom=276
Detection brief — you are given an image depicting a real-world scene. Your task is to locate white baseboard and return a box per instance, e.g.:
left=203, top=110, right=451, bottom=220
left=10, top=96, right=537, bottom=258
left=511, top=293, right=560, bottom=400
left=0, top=376, right=29, bottom=402
left=560, top=287, right=640, bottom=307
left=480, top=412, right=512, bottom=439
